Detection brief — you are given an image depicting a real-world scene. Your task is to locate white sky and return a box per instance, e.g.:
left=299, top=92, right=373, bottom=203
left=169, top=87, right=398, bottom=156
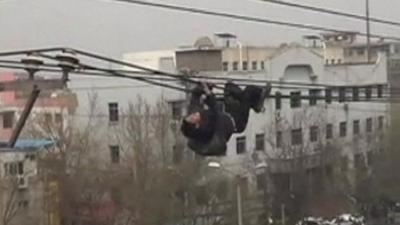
left=0, top=0, right=400, bottom=58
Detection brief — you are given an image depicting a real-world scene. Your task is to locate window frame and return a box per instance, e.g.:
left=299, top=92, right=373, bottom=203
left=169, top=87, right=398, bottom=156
left=236, top=136, right=246, bottom=154
left=291, top=129, right=303, bottom=146
left=110, top=145, right=120, bottom=164
left=222, top=61, right=229, bottom=71
left=310, top=126, right=318, bottom=142
left=255, top=133, right=265, bottom=151
left=339, top=122, right=347, bottom=137
left=108, top=102, right=119, bottom=123
left=232, top=61, right=239, bottom=71
left=366, top=118, right=373, bottom=133
left=242, top=61, right=248, bottom=71
left=251, top=61, right=257, bottom=70
left=2, top=111, right=14, bottom=129
left=290, top=92, right=302, bottom=108
left=326, top=124, right=333, bottom=139
left=353, top=120, right=360, bottom=135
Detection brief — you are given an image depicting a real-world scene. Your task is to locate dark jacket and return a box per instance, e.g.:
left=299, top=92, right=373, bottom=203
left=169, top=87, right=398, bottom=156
left=187, top=112, right=234, bottom=156
left=181, top=94, right=217, bottom=143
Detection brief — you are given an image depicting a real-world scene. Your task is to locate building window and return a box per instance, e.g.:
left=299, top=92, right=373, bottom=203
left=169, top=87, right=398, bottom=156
left=309, top=89, right=320, bottom=106
left=242, top=61, right=248, bottom=71
left=18, top=162, right=23, bottom=175
left=339, top=87, right=346, bottom=102
left=331, top=59, right=335, bottom=64
left=365, top=86, right=372, bottom=100
left=110, top=145, right=120, bottom=164
left=353, top=120, right=360, bottom=135
left=275, top=92, right=282, bottom=110
left=4, top=161, right=23, bottom=176
left=236, top=136, right=246, bottom=154
left=290, top=92, right=301, bottom=108
left=55, top=113, right=63, bottom=124
left=173, top=144, right=183, bottom=164
left=366, top=118, right=372, bottom=132
left=108, top=102, right=119, bottom=123
left=310, top=126, right=318, bottom=142
left=252, top=61, right=257, bottom=70
left=325, top=89, right=332, bottom=104
left=348, top=49, right=353, bottom=56
left=222, top=61, right=229, bottom=71
left=276, top=131, right=282, bottom=148
left=291, top=129, right=302, bottom=145
left=377, top=85, right=383, bottom=98
left=44, top=113, right=52, bottom=124
left=18, top=200, right=29, bottom=209
left=233, top=61, right=239, bottom=71
left=326, top=124, right=333, bottom=139
left=260, top=61, right=265, bottom=70
left=256, top=173, right=266, bottom=190
left=378, top=116, right=384, bottom=130
left=325, top=59, right=329, bottom=64
left=170, top=100, right=184, bottom=120
left=352, top=87, right=359, bottom=101
left=339, top=122, right=347, bottom=137
left=3, top=111, right=14, bottom=129
left=255, top=133, right=265, bottom=151
left=357, top=49, right=365, bottom=56
left=338, top=59, right=342, bottom=64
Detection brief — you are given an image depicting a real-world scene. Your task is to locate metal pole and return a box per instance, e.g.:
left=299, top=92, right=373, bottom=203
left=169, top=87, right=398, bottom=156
left=237, top=181, right=243, bottom=225
left=281, top=204, right=285, bottom=225
left=8, top=85, right=40, bottom=147
left=366, top=0, right=371, bottom=62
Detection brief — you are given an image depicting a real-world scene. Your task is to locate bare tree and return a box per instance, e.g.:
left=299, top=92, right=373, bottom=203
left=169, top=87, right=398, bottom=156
left=256, top=106, right=353, bottom=222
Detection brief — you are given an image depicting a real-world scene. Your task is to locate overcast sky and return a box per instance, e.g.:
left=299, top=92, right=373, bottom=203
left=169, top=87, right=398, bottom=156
left=1, top=0, right=400, bottom=58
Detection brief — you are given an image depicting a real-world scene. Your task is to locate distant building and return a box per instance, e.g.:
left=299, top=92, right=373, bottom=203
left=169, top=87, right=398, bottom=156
left=321, top=32, right=358, bottom=65
left=63, top=34, right=392, bottom=224
left=122, top=50, right=177, bottom=73
left=0, top=72, right=78, bottom=140
left=0, top=139, right=57, bottom=225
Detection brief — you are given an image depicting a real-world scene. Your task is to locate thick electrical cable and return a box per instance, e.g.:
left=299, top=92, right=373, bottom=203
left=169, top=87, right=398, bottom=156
left=110, top=0, right=400, bottom=41
left=259, top=0, right=400, bottom=28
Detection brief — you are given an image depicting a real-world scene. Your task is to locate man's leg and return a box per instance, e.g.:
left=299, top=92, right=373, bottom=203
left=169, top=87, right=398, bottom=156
left=224, top=82, right=251, bottom=133
left=188, top=84, right=205, bottom=114
left=224, top=81, right=244, bottom=101
left=243, top=83, right=271, bottom=113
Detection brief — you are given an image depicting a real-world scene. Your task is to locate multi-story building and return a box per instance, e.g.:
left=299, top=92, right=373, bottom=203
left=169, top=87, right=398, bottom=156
left=63, top=36, right=389, bottom=223
left=0, top=72, right=78, bottom=140
left=0, top=138, right=57, bottom=225
left=0, top=71, right=78, bottom=225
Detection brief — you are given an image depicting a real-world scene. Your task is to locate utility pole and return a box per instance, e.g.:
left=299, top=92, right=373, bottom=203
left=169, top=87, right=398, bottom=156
left=366, top=0, right=371, bottom=62
left=236, top=179, right=243, bottom=225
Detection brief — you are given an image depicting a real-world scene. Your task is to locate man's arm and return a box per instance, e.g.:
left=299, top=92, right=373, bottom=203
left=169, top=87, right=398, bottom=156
left=202, top=82, right=217, bottom=112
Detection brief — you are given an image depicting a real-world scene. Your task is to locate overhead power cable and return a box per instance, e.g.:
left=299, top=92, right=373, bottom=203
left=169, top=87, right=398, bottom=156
left=2, top=63, right=400, bottom=104
left=1, top=47, right=400, bottom=104
left=0, top=59, right=392, bottom=92
left=0, top=47, right=394, bottom=92
left=110, top=0, right=400, bottom=41
left=259, top=0, right=400, bottom=28
left=35, top=52, right=189, bottom=93
left=6, top=47, right=391, bottom=90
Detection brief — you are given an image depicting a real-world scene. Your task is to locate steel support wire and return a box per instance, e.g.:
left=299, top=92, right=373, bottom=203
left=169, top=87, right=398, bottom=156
left=35, top=52, right=189, bottom=93
left=111, top=0, right=400, bottom=41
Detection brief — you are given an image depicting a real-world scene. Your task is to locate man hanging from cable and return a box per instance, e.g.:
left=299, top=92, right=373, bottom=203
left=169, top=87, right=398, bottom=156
left=181, top=81, right=271, bottom=156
